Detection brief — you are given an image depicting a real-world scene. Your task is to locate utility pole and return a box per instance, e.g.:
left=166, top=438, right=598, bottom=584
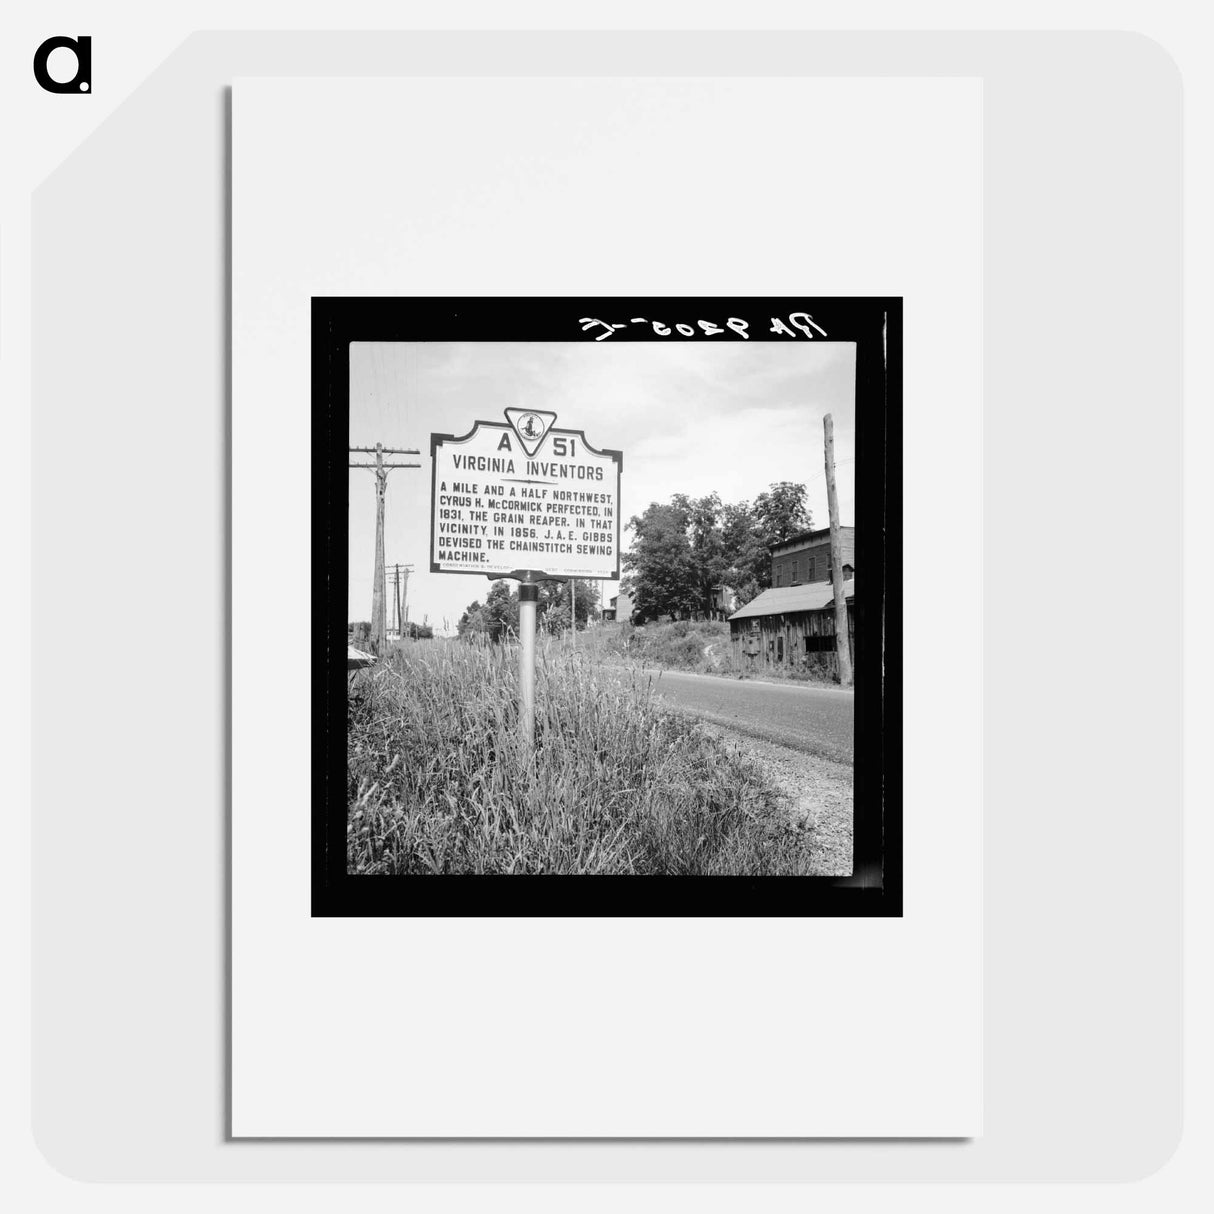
left=388, top=563, right=414, bottom=638
left=350, top=443, right=420, bottom=653
left=386, top=564, right=401, bottom=639
left=823, top=414, right=853, bottom=686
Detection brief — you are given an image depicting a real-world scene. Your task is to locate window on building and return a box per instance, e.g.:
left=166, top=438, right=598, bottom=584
left=807, top=557, right=815, bottom=581
left=791, top=560, right=799, bottom=584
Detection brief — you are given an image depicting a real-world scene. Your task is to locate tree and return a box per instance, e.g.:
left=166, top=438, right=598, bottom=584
left=622, top=482, right=812, bottom=620
left=671, top=491, right=734, bottom=617
left=716, top=499, right=769, bottom=600
left=623, top=501, right=700, bottom=622
left=457, top=599, right=486, bottom=639
left=537, top=578, right=601, bottom=634
left=458, top=583, right=518, bottom=642
left=483, top=581, right=519, bottom=642
left=720, top=482, right=813, bottom=595
left=730, top=578, right=763, bottom=609
left=753, top=481, right=812, bottom=550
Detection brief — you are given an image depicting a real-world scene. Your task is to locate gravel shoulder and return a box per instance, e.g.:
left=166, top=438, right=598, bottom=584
left=591, top=662, right=855, bottom=875
left=693, top=721, right=854, bottom=877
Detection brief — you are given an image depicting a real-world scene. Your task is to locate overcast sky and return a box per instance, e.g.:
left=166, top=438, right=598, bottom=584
left=348, top=341, right=856, bottom=634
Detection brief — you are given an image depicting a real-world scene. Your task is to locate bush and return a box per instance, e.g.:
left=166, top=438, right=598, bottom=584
left=580, top=618, right=729, bottom=674
left=346, top=639, right=815, bottom=875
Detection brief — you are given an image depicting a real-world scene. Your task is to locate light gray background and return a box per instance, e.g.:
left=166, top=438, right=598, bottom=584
left=31, top=31, right=1181, bottom=1180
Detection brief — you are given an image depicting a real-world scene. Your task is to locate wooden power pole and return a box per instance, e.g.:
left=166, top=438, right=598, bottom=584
left=823, top=414, right=853, bottom=686
left=388, top=563, right=414, bottom=638
left=350, top=443, right=420, bottom=653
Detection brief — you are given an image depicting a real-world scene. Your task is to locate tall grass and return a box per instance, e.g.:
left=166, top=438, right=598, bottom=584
left=579, top=618, right=731, bottom=674
left=347, top=639, right=816, bottom=874
left=584, top=619, right=840, bottom=685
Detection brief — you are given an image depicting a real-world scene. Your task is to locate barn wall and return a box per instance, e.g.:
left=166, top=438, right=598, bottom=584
left=729, top=605, right=855, bottom=676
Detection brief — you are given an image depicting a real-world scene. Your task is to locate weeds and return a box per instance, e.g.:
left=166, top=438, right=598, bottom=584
left=578, top=619, right=731, bottom=675
left=581, top=620, right=840, bottom=685
left=347, top=639, right=817, bottom=875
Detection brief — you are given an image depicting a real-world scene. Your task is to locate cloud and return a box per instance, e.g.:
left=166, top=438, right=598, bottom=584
left=347, top=340, right=857, bottom=629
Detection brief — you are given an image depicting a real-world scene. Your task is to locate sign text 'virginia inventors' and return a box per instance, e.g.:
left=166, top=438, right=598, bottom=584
left=430, top=411, right=623, bottom=580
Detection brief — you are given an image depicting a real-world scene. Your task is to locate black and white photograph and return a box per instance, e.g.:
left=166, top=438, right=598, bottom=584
left=313, top=297, right=900, bottom=916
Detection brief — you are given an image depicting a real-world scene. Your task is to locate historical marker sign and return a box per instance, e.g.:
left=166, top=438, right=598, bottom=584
left=430, top=411, right=623, bottom=579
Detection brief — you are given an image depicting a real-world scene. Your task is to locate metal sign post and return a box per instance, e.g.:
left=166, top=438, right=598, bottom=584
left=518, top=582, right=539, bottom=745
left=429, top=409, right=623, bottom=744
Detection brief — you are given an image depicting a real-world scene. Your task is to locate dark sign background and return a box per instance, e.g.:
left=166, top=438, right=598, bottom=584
left=312, top=297, right=902, bottom=917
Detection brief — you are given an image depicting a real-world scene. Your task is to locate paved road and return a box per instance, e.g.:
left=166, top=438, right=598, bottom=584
left=643, top=669, right=854, bottom=764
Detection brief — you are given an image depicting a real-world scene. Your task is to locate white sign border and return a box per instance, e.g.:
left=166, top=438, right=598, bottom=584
left=428, top=417, right=624, bottom=581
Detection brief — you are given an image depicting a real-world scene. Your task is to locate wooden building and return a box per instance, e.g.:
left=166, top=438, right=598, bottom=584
left=708, top=584, right=738, bottom=620
left=770, top=525, right=854, bottom=589
left=727, top=577, right=855, bottom=676
left=601, top=589, right=634, bottom=623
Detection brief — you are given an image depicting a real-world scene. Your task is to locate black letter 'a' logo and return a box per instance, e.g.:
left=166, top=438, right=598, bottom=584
left=33, top=36, right=91, bottom=94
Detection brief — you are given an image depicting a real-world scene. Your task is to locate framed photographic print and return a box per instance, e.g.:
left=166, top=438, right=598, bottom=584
left=233, top=75, right=979, bottom=1138
left=312, top=297, right=901, bottom=917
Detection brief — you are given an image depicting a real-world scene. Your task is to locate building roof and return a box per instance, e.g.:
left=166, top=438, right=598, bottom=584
left=347, top=644, right=377, bottom=670
left=771, top=525, right=854, bottom=553
left=727, top=578, right=855, bottom=621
